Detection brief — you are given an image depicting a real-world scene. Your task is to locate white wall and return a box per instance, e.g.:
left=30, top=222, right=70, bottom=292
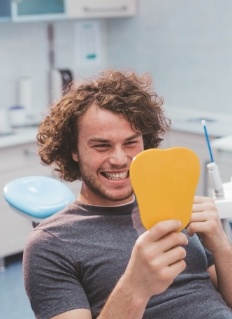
left=1, top=0, right=232, bottom=118
left=106, top=0, right=232, bottom=114
left=0, top=22, right=48, bottom=115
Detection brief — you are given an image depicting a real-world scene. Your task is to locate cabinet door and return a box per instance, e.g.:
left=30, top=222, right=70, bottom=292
left=66, top=0, right=137, bottom=19
left=213, top=149, right=232, bottom=183
left=0, top=0, right=11, bottom=21
left=11, top=0, right=65, bottom=22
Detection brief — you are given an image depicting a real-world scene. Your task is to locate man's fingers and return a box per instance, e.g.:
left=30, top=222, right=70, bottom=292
left=148, top=220, right=183, bottom=242
left=159, top=245, right=187, bottom=266
left=193, top=196, right=210, bottom=204
left=190, top=212, right=214, bottom=222
left=168, top=259, right=187, bottom=278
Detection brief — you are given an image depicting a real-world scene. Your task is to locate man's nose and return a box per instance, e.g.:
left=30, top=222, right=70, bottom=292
left=109, top=148, right=128, bottom=166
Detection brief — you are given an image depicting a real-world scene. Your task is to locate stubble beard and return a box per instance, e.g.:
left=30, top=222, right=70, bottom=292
left=79, top=162, right=134, bottom=203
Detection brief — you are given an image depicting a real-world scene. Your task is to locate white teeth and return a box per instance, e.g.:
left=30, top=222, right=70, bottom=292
left=103, top=172, right=128, bottom=180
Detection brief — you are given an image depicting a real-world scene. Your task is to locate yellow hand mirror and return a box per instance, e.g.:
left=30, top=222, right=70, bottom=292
left=130, top=147, right=200, bottom=230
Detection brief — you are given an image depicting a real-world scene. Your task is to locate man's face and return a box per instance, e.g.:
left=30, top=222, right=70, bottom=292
left=72, top=104, right=144, bottom=206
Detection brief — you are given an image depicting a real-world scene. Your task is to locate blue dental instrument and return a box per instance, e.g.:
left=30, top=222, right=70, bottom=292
left=201, top=119, right=224, bottom=199
left=201, top=119, right=214, bottom=163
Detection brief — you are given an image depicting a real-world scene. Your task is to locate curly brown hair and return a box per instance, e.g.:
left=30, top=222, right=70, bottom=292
left=37, top=69, right=170, bottom=181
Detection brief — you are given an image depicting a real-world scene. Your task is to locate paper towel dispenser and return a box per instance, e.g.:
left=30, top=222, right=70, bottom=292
left=50, top=68, right=73, bottom=103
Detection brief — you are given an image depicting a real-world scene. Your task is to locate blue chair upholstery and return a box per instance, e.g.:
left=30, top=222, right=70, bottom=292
left=3, top=176, right=76, bottom=223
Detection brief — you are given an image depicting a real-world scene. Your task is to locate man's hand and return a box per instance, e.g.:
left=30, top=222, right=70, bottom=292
left=187, top=196, right=229, bottom=253
left=186, top=196, right=232, bottom=308
left=122, top=219, right=188, bottom=301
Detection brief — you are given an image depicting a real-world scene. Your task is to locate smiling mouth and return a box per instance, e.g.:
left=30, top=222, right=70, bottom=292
left=101, top=171, right=129, bottom=180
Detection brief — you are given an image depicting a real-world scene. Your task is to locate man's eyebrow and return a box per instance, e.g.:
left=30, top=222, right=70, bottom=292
left=88, top=138, right=110, bottom=144
left=125, top=132, right=142, bottom=141
left=88, top=133, right=141, bottom=144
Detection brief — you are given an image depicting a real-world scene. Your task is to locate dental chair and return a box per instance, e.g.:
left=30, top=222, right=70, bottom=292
left=3, top=175, right=76, bottom=225
left=1, top=175, right=75, bottom=271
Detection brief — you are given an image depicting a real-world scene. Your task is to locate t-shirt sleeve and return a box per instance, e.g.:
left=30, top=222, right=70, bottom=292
left=204, top=246, right=214, bottom=268
left=23, top=229, right=90, bottom=319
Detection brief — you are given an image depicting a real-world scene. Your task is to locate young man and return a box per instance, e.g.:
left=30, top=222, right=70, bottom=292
left=23, top=70, right=232, bottom=319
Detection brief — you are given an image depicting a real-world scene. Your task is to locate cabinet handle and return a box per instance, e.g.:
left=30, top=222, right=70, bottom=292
left=83, top=6, right=128, bottom=13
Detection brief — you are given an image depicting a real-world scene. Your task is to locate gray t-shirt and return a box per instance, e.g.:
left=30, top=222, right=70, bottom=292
left=23, top=200, right=232, bottom=319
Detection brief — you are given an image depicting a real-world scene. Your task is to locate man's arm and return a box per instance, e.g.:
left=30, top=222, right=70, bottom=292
left=208, top=239, right=232, bottom=307
left=187, top=196, right=232, bottom=308
left=51, top=309, right=91, bottom=319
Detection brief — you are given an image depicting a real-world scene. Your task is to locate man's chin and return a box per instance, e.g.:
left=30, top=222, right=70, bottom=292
left=104, top=190, right=134, bottom=203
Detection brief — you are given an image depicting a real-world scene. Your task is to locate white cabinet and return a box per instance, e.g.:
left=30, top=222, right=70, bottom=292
left=66, top=0, right=137, bottom=19
left=0, top=142, right=48, bottom=270
left=160, top=129, right=216, bottom=196
left=211, top=136, right=232, bottom=183
left=8, top=0, right=137, bottom=22
left=213, top=150, right=232, bottom=183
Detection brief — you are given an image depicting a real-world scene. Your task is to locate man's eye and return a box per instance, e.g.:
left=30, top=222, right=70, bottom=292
left=125, top=141, right=137, bottom=146
left=94, top=144, right=110, bottom=150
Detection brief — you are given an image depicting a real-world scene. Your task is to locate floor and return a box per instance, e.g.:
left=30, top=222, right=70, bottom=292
left=0, top=253, right=34, bottom=319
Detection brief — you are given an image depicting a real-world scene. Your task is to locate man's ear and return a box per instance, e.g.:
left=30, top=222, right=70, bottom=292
left=72, top=152, right=78, bottom=162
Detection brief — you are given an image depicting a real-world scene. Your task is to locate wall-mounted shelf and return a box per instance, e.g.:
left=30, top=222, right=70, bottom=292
left=66, top=0, right=137, bottom=19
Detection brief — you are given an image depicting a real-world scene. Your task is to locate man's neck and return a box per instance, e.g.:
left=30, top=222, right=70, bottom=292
left=77, top=193, right=135, bottom=207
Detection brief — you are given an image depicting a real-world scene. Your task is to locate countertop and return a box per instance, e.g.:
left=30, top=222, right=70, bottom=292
left=1, top=106, right=232, bottom=149
left=165, top=106, right=232, bottom=137
left=211, top=135, right=232, bottom=152
left=0, top=127, right=38, bottom=149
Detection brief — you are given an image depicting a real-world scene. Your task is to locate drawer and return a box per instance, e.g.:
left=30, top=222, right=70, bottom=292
left=0, top=202, right=33, bottom=257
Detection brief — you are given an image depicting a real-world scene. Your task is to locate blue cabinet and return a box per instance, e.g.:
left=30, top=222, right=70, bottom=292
left=11, top=0, right=66, bottom=22
left=0, top=0, right=11, bottom=21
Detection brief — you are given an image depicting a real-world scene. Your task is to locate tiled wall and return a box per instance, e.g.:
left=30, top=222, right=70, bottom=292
left=106, top=0, right=232, bottom=114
